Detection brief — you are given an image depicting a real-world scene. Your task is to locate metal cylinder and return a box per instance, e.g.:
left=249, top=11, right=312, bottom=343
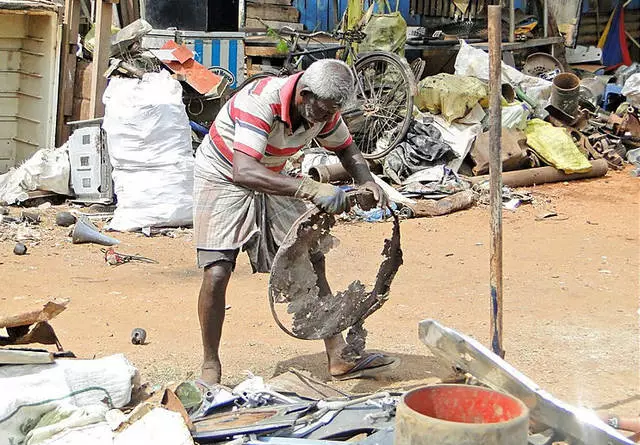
left=308, top=163, right=351, bottom=183
left=467, top=159, right=608, bottom=188
left=551, top=73, right=581, bottom=117
left=395, top=385, right=530, bottom=445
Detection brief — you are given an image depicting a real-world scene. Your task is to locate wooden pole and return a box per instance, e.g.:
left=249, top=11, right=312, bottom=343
left=488, top=4, right=504, bottom=359
left=55, top=0, right=81, bottom=146
left=89, top=0, right=117, bottom=118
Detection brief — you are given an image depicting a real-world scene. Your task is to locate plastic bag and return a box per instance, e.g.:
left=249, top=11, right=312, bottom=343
left=502, top=102, right=531, bottom=130
left=454, top=41, right=552, bottom=108
left=103, top=71, right=194, bottom=231
left=415, top=73, right=489, bottom=123
left=525, top=119, right=591, bottom=173
left=359, top=0, right=406, bottom=56
left=621, top=73, right=640, bottom=106
left=0, top=145, right=71, bottom=205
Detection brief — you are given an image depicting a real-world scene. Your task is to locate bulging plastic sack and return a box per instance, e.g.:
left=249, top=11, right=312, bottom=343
left=621, top=73, right=640, bottom=106
left=525, top=119, right=591, bottom=174
left=103, top=71, right=194, bottom=231
left=415, top=73, right=489, bottom=123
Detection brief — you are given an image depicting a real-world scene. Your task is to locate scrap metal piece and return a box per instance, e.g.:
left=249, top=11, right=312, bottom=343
left=192, top=404, right=313, bottom=442
left=419, top=319, right=634, bottom=445
left=268, top=196, right=402, bottom=348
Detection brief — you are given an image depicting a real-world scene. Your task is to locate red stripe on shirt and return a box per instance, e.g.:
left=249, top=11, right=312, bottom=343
left=267, top=162, right=287, bottom=172
left=233, top=110, right=271, bottom=132
left=323, top=135, right=353, bottom=151
left=210, top=127, right=234, bottom=162
left=265, top=144, right=303, bottom=157
left=233, top=142, right=264, bottom=160
left=320, top=113, right=341, bottom=134
left=252, top=78, right=272, bottom=95
left=270, top=103, right=282, bottom=117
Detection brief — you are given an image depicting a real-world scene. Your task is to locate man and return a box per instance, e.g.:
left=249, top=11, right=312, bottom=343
left=193, top=59, right=396, bottom=388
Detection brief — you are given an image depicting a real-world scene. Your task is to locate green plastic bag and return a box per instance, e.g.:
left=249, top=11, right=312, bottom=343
left=525, top=119, right=592, bottom=174
left=359, top=0, right=407, bottom=56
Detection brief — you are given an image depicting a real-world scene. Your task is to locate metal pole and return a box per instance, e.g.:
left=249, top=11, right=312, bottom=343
left=509, top=0, right=515, bottom=42
left=488, top=4, right=504, bottom=359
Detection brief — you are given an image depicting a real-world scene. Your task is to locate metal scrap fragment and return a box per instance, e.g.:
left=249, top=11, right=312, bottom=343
left=268, top=197, right=403, bottom=357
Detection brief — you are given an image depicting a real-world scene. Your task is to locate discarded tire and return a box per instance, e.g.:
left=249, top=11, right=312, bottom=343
left=395, top=384, right=529, bottom=445
left=13, top=243, right=27, bottom=255
left=131, top=328, right=147, bottom=345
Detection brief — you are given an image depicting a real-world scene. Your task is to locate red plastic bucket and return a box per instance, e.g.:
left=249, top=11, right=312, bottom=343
left=395, top=384, right=529, bottom=445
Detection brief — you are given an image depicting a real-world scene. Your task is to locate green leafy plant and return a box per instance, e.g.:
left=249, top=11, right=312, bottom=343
left=266, top=27, right=290, bottom=54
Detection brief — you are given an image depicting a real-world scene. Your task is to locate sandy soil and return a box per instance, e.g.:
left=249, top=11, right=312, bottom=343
left=1, top=167, right=638, bottom=418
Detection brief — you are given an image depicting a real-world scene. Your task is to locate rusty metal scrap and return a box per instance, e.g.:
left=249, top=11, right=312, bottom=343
left=268, top=199, right=402, bottom=354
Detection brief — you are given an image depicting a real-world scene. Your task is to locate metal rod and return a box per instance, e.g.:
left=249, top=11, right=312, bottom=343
left=488, top=4, right=504, bottom=359
left=543, top=0, right=549, bottom=37
left=509, top=0, right=515, bottom=42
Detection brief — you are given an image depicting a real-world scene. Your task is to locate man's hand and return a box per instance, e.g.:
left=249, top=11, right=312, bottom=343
left=295, top=177, right=350, bottom=214
left=360, top=180, right=389, bottom=209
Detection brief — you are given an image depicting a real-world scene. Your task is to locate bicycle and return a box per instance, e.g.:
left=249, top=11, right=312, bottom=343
left=235, top=27, right=417, bottom=160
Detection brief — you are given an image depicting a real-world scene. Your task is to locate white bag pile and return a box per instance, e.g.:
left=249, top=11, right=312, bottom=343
left=103, top=70, right=194, bottom=231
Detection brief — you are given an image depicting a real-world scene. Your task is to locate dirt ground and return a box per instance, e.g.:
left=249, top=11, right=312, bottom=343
left=1, top=167, right=639, bottom=419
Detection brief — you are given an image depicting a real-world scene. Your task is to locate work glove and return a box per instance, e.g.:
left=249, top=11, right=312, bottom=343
left=295, top=177, right=350, bottom=214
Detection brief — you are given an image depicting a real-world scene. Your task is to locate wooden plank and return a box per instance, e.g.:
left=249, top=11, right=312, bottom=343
left=246, top=3, right=300, bottom=21
left=89, top=0, right=115, bottom=118
left=245, top=17, right=304, bottom=30
left=245, top=45, right=287, bottom=57
left=419, top=320, right=634, bottom=445
left=248, top=0, right=292, bottom=5
left=0, top=349, right=54, bottom=365
left=0, top=299, right=69, bottom=330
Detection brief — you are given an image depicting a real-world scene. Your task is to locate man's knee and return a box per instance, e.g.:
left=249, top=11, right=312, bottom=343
left=202, top=261, right=234, bottom=293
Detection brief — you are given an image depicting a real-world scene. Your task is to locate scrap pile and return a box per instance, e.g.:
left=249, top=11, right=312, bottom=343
left=307, top=44, right=639, bottom=222
left=1, top=302, right=635, bottom=445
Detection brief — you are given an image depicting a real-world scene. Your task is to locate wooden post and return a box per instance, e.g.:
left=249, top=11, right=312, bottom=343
left=488, top=4, right=504, bottom=359
left=89, top=0, right=118, bottom=118
left=55, top=0, right=81, bottom=146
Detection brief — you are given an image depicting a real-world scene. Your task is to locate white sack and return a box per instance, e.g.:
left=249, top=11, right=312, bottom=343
left=0, top=354, right=136, bottom=445
left=0, top=145, right=71, bottom=205
left=113, top=408, right=194, bottom=445
left=621, top=73, right=640, bottom=106
left=102, top=70, right=194, bottom=231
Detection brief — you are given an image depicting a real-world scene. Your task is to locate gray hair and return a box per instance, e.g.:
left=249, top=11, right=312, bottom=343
left=299, top=59, right=354, bottom=105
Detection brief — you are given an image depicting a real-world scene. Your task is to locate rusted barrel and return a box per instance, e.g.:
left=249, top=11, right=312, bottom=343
left=551, top=72, right=581, bottom=117
left=395, top=384, right=529, bottom=445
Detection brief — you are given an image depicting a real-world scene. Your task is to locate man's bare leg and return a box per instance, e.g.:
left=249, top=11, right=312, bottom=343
left=198, top=261, right=233, bottom=385
left=309, top=253, right=360, bottom=375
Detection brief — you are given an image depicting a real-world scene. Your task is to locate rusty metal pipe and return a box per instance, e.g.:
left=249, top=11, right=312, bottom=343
left=467, top=159, right=609, bottom=187
left=308, top=163, right=351, bottom=183
left=488, top=5, right=505, bottom=359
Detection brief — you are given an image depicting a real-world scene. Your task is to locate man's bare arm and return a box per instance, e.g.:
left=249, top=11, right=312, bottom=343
left=232, top=151, right=301, bottom=195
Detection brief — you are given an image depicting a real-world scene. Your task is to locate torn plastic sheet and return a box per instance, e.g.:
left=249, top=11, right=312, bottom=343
left=268, top=197, right=402, bottom=356
left=454, top=41, right=552, bottom=109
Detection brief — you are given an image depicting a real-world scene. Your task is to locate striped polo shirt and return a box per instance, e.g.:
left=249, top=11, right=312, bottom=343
left=195, top=72, right=353, bottom=180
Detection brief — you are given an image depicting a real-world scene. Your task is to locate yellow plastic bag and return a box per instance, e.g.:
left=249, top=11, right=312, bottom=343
left=415, top=73, right=489, bottom=123
left=525, top=119, right=592, bottom=173
left=359, top=0, right=406, bottom=56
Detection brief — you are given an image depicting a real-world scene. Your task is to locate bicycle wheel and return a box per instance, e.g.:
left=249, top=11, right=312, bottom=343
left=343, top=51, right=417, bottom=160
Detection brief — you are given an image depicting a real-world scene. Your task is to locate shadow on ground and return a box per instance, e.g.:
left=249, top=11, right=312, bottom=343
left=273, top=350, right=452, bottom=394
